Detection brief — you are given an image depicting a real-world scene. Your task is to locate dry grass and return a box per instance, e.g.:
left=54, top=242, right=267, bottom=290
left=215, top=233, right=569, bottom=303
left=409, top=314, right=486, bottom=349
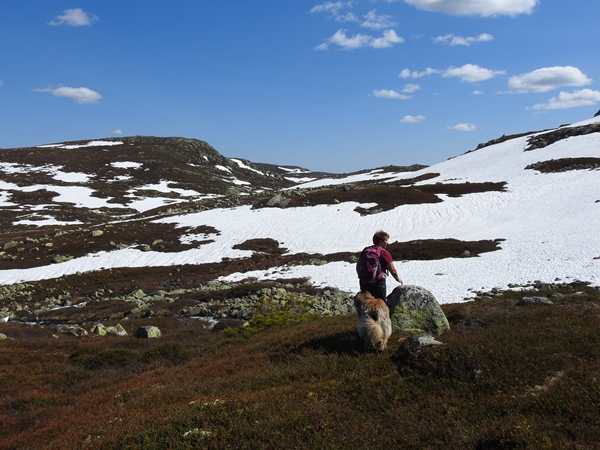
left=1, top=282, right=600, bottom=449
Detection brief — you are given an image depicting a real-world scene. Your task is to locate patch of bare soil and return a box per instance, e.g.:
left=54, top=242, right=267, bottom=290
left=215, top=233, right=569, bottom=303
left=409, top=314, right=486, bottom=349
left=232, top=238, right=288, bottom=254
left=0, top=222, right=219, bottom=270
left=387, top=238, right=504, bottom=260
left=253, top=181, right=506, bottom=215
left=525, top=157, right=600, bottom=173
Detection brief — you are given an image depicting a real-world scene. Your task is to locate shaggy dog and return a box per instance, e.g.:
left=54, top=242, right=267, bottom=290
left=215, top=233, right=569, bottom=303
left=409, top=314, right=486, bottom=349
left=354, top=291, right=393, bottom=351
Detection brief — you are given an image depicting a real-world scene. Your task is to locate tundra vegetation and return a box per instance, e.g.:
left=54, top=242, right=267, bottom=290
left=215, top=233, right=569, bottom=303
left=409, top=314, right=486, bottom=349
left=1, top=281, right=600, bottom=449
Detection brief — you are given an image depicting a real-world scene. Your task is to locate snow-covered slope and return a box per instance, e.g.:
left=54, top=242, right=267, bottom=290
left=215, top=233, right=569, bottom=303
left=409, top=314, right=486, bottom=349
left=1, top=118, right=599, bottom=303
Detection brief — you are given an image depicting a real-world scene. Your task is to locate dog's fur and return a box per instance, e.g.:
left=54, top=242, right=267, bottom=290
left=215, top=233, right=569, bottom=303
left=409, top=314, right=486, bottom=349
left=354, top=291, right=393, bottom=351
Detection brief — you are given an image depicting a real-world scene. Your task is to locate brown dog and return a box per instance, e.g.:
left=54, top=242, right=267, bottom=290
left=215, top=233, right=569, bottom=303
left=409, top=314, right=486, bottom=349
left=354, top=291, right=393, bottom=351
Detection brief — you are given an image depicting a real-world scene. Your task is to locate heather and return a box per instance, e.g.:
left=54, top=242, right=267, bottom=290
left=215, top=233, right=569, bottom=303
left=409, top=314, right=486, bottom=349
left=2, top=281, right=599, bottom=449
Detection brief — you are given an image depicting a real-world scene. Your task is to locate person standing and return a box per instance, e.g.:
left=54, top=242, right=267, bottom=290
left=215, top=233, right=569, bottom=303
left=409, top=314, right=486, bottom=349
left=356, top=230, right=403, bottom=300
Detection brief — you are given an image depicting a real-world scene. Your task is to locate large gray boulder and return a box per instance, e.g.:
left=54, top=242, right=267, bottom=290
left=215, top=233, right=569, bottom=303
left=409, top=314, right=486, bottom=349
left=386, top=285, right=450, bottom=336
left=136, top=326, right=162, bottom=338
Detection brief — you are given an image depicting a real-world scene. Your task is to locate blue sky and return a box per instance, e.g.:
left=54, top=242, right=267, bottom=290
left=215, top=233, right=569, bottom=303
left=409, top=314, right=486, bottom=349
left=1, top=1, right=599, bottom=172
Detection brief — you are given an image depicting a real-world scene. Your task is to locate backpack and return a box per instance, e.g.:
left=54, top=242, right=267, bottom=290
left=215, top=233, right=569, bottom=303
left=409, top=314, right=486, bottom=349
left=356, top=246, right=384, bottom=283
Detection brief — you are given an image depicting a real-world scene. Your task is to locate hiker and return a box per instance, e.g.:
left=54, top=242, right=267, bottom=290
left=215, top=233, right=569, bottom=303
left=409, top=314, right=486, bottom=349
left=356, top=230, right=403, bottom=300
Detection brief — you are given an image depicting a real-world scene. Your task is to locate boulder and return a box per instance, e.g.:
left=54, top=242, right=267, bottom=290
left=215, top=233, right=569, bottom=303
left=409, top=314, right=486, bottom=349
left=266, top=193, right=291, bottom=208
left=396, top=332, right=444, bottom=366
left=90, top=323, right=107, bottom=336
left=136, top=326, right=162, bottom=338
left=105, top=323, right=128, bottom=336
left=58, top=324, right=88, bottom=336
left=386, top=285, right=450, bottom=336
left=517, top=296, right=553, bottom=306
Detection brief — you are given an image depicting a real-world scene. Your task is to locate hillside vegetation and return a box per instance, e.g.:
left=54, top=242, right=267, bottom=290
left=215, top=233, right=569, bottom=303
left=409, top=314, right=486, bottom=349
left=1, top=281, right=600, bottom=449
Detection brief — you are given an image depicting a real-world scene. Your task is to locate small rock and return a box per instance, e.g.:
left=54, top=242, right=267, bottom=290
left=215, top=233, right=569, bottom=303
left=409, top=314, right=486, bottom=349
left=90, top=324, right=107, bottom=336
left=105, top=323, right=128, bottom=336
left=58, top=324, right=88, bottom=336
left=136, top=326, right=162, bottom=338
left=91, top=230, right=104, bottom=237
left=517, top=296, right=554, bottom=306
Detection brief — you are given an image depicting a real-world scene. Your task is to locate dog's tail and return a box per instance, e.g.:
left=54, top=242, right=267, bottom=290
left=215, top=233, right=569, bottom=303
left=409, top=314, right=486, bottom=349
left=358, top=315, right=386, bottom=351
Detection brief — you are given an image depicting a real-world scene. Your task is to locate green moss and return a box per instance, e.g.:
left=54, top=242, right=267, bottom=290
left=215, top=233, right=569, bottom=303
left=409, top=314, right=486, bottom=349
left=223, top=291, right=322, bottom=335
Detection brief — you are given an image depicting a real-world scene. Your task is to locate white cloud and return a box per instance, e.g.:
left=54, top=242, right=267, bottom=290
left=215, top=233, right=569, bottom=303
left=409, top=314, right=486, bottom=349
left=508, top=66, right=593, bottom=93
left=434, top=33, right=493, bottom=46
left=34, top=86, right=102, bottom=104
left=361, top=10, right=396, bottom=29
left=48, top=8, right=98, bottom=27
left=450, top=123, right=477, bottom=131
left=403, top=83, right=421, bottom=93
left=532, top=89, right=600, bottom=110
left=371, top=29, right=404, bottom=48
left=472, top=90, right=484, bottom=95
left=401, top=115, right=426, bottom=123
left=403, top=0, right=538, bottom=17
left=311, top=2, right=349, bottom=14
left=112, top=129, right=123, bottom=135
left=443, top=64, right=505, bottom=83
left=0, top=80, right=3, bottom=86
left=399, top=67, right=439, bottom=78
left=336, top=12, right=360, bottom=22
left=315, top=29, right=403, bottom=50
left=373, top=89, right=411, bottom=100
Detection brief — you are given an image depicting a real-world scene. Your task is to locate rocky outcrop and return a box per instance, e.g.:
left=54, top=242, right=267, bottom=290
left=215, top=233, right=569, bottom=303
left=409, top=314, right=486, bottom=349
left=386, top=285, right=450, bottom=336
left=525, top=122, right=600, bottom=151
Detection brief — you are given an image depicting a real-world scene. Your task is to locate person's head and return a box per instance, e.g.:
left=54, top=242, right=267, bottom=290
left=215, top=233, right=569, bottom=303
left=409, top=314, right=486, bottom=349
left=373, top=230, right=390, bottom=246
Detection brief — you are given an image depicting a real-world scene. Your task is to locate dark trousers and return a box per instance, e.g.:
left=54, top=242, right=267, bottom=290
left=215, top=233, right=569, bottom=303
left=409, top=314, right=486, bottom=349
left=359, top=278, right=387, bottom=301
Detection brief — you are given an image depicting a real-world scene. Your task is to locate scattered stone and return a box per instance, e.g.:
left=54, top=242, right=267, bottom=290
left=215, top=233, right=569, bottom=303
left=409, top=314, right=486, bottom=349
left=58, top=324, right=89, bottom=336
left=0, top=333, right=7, bottom=340
left=386, top=285, right=450, bottom=336
left=266, top=193, right=291, bottom=208
left=90, top=323, right=107, bottom=336
left=91, top=230, right=104, bottom=237
left=396, top=332, right=444, bottom=365
left=517, top=296, right=554, bottom=306
left=105, top=323, right=128, bottom=336
left=136, top=326, right=162, bottom=338
left=51, top=255, right=74, bottom=264
left=3, top=241, right=18, bottom=250
left=130, top=289, right=146, bottom=299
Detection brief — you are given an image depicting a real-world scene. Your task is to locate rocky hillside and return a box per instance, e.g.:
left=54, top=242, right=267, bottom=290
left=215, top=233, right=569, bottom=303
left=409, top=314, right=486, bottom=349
left=1, top=115, right=599, bottom=327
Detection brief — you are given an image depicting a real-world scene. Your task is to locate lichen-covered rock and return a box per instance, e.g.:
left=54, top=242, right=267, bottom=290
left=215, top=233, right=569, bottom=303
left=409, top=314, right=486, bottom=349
left=105, top=323, right=128, bottom=336
left=386, top=285, right=450, bottom=336
left=90, top=323, right=107, bottom=335
left=136, top=326, right=161, bottom=338
left=517, top=296, right=553, bottom=306
left=58, top=324, right=88, bottom=336
left=396, top=332, right=444, bottom=366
